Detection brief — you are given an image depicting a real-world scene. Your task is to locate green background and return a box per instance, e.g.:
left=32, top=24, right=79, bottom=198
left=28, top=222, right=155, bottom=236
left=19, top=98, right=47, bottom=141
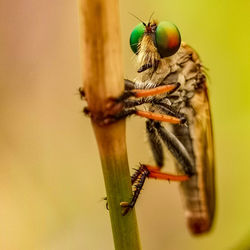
left=0, top=0, right=249, bottom=249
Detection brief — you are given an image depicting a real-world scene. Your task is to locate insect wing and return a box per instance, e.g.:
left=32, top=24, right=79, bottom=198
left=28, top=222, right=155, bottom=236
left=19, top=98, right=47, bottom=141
left=173, top=44, right=215, bottom=234
left=186, top=81, right=215, bottom=234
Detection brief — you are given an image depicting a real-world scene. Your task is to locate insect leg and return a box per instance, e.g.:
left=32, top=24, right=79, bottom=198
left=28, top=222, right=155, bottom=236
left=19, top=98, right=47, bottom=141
left=121, top=163, right=189, bottom=215
left=78, top=87, right=85, bottom=99
left=145, top=165, right=190, bottom=181
left=104, top=165, right=145, bottom=211
left=135, top=110, right=185, bottom=124
left=153, top=100, right=185, bottom=119
left=117, top=82, right=180, bottom=102
left=120, top=164, right=150, bottom=215
left=122, top=96, right=183, bottom=119
left=122, top=96, right=169, bottom=109
left=128, top=120, right=190, bottom=184
left=131, top=83, right=180, bottom=98
left=146, top=119, right=164, bottom=168
left=108, top=107, right=186, bottom=125
left=123, top=98, right=147, bottom=108
left=131, top=166, right=144, bottom=184
left=154, top=122, right=195, bottom=176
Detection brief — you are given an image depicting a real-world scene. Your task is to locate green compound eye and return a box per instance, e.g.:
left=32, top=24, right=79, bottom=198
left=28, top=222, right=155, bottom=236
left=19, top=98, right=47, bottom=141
left=129, top=23, right=145, bottom=54
left=155, top=21, right=181, bottom=58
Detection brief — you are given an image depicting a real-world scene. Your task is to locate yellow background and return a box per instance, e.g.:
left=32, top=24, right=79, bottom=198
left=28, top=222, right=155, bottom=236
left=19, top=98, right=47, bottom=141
left=0, top=0, right=249, bottom=249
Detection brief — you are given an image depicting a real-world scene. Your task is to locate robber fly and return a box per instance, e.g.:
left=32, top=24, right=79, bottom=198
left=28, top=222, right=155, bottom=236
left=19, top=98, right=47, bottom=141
left=81, top=16, right=215, bottom=235
left=113, top=17, right=215, bottom=235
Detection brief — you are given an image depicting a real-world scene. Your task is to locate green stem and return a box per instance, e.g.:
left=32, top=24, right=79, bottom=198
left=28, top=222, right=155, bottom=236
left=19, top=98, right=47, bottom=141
left=93, top=122, right=141, bottom=249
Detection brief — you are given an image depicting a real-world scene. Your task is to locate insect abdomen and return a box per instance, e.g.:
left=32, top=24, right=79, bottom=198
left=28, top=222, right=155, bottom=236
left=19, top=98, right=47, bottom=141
left=180, top=176, right=213, bottom=234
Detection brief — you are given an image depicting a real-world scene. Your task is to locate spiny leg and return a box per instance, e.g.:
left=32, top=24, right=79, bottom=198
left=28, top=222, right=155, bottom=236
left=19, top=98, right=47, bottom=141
left=131, top=166, right=144, bottom=184
left=106, top=163, right=146, bottom=213
left=126, top=119, right=182, bottom=203
left=121, top=163, right=189, bottom=215
left=120, top=164, right=150, bottom=215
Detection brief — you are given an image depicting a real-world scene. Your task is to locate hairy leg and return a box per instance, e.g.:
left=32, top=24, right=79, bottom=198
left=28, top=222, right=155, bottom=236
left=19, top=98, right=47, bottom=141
left=146, top=119, right=164, bottom=168
left=154, top=122, right=195, bottom=176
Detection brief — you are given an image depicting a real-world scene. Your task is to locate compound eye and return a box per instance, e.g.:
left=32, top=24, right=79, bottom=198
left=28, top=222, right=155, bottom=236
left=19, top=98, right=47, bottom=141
left=155, top=21, right=181, bottom=58
left=129, top=23, right=145, bottom=54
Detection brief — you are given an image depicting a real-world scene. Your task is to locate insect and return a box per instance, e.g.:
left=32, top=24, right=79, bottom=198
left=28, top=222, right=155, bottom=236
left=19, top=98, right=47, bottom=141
left=81, top=16, right=215, bottom=235
left=116, top=17, right=215, bottom=235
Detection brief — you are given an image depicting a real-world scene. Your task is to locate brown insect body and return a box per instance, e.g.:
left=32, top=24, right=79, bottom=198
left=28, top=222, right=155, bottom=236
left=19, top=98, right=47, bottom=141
left=135, top=31, right=215, bottom=234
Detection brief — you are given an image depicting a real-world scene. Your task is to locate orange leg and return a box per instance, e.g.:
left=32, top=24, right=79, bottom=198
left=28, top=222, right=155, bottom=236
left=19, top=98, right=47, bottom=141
left=146, top=165, right=189, bottom=181
left=131, top=83, right=179, bottom=98
left=136, top=110, right=185, bottom=124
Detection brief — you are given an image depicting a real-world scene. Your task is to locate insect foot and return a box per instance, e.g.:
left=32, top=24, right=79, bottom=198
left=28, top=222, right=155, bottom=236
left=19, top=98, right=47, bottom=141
left=83, top=106, right=90, bottom=116
left=78, top=87, right=85, bottom=100
left=120, top=202, right=133, bottom=216
left=103, top=197, right=109, bottom=210
left=81, top=96, right=127, bottom=126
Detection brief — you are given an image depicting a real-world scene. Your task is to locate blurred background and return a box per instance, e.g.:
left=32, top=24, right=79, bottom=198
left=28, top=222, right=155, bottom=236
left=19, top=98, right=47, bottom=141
left=0, top=0, right=249, bottom=249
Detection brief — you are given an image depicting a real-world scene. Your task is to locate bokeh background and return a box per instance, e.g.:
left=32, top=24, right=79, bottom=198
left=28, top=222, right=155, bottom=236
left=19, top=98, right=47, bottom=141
left=0, top=0, right=249, bottom=249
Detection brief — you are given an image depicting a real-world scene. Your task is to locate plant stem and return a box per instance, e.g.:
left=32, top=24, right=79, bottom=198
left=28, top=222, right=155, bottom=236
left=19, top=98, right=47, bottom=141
left=78, top=0, right=141, bottom=249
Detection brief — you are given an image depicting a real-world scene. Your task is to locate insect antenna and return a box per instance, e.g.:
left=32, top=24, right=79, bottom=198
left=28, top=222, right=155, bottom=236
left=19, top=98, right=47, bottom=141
left=148, top=11, right=155, bottom=24
left=128, top=12, right=146, bottom=26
